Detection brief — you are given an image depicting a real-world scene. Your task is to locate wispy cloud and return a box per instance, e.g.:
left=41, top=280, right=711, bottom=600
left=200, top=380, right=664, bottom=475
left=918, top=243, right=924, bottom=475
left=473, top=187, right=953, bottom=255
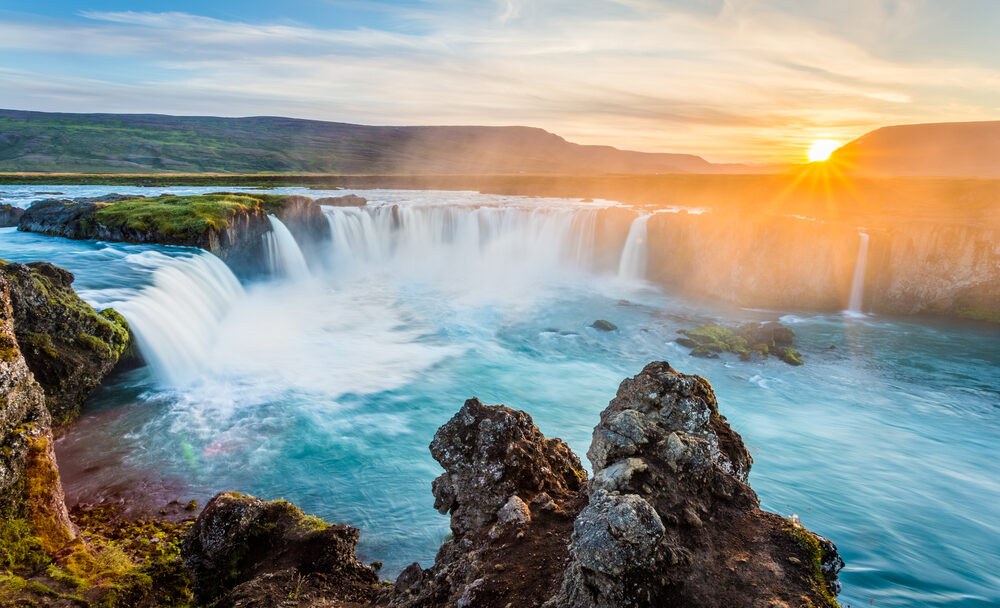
left=0, top=1, right=997, bottom=162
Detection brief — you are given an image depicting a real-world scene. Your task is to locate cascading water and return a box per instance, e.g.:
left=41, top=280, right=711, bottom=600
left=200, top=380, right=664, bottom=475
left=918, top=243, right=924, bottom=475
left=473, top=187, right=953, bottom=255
left=847, top=230, right=870, bottom=314
left=112, top=251, right=244, bottom=386
left=617, top=214, right=651, bottom=280
left=322, top=205, right=600, bottom=288
left=263, top=215, right=311, bottom=280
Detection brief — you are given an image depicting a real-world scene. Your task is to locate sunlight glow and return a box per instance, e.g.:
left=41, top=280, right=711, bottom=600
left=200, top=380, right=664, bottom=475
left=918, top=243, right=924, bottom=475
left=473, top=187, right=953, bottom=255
left=807, top=140, right=840, bottom=162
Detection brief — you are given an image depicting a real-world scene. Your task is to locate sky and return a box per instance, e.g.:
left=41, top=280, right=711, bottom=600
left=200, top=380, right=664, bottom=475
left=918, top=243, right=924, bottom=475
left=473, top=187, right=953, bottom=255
left=0, top=0, right=998, bottom=163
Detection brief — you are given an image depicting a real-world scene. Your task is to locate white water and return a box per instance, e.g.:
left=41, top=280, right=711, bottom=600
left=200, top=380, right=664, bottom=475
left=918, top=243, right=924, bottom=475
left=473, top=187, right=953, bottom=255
left=113, top=252, right=245, bottom=386
left=617, top=214, right=650, bottom=280
left=323, top=205, right=601, bottom=298
left=264, top=215, right=311, bottom=280
left=847, top=231, right=870, bottom=313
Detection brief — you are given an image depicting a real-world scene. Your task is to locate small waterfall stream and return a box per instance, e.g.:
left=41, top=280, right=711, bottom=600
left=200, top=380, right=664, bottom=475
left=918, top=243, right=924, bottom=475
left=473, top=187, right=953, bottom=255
left=264, top=215, right=311, bottom=280
left=847, top=230, right=870, bottom=313
left=617, top=214, right=651, bottom=280
left=113, top=252, right=245, bottom=385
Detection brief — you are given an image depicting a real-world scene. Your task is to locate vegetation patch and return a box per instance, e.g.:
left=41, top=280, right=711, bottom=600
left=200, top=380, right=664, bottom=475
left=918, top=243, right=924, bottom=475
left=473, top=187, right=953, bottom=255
left=676, top=321, right=804, bottom=365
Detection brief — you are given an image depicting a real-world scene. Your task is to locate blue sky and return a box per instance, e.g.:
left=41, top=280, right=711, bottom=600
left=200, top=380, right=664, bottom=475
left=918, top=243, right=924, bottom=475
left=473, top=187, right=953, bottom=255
left=1, top=1, right=998, bottom=162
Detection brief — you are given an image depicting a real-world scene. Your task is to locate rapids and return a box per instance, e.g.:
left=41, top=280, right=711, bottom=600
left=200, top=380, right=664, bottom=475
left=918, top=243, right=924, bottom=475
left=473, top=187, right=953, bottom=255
left=0, top=185, right=997, bottom=608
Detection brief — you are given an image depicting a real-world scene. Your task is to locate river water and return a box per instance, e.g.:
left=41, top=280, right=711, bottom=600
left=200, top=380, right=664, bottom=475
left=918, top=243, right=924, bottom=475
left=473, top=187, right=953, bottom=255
left=1, top=185, right=997, bottom=607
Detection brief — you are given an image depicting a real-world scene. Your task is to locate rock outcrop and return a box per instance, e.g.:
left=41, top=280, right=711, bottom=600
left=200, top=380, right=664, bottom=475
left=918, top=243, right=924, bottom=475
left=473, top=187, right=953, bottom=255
left=0, top=203, right=24, bottom=227
left=551, top=361, right=841, bottom=607
left=17, top=193, right=331, bottom=278
left=182, top=491, right=380, bottom=607
left=0, top=260, right=130, bottom=425
left=379, top=398, right=589, bottom=608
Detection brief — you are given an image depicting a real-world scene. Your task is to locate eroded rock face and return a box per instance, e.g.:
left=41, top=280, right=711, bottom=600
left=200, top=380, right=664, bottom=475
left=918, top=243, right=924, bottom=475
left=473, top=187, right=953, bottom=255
left=430, top=398, right=587, bottom=537
left=182, top=491, right=379, bottom=607
left=551, top=361, right=842, bottom=608
left=379, top=398, right=588, bottom=608
left=0, top=260, right=130, bottom=425
left=0, top=270, right=76, bottom=538
left=0, top=203, right=24, bottom=228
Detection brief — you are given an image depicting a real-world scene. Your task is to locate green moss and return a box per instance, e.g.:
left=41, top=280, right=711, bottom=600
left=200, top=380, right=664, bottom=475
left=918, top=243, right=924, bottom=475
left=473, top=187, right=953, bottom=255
left=92, top=193, right=292, bottom=241
left=0, top=333, right=16, bottom=362
left=777, top=347, right=804, bottom=366
left=0, top=519, right=48, bottom=571
left=787, top=522, right=840, bottom=607
left=955, top=305, right=1000, bottom=324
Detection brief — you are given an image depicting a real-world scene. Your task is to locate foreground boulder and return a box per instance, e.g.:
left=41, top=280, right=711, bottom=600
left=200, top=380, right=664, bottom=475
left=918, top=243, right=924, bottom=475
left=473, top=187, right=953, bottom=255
left=182, top=491, right=380, bottom=607
left=0, top=260, right=130, bottom=425
left=551, top=361, right=841, bottom=607
left=378, top=398, right=589, bottom=608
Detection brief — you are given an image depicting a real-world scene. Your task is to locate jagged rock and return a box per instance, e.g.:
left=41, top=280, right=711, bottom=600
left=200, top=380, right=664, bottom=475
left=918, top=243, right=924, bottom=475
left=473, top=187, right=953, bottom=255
left=316, top=194, right=367, bottom=207
left=429, top=398, right=586, bottom=537
left=0, top=260, right=130, bottom=425
left=0, top=203, right=24, bottom=227
left=550, top=361, right=842, bottom=608
left=378, top=398, right=588, bottom=608
left=182, top=491, right=379, bottom=606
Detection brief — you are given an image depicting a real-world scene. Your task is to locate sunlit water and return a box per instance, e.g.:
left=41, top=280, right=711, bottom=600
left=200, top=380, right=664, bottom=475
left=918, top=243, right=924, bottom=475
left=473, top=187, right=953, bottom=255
left=1, top=185, right=998, bottom=607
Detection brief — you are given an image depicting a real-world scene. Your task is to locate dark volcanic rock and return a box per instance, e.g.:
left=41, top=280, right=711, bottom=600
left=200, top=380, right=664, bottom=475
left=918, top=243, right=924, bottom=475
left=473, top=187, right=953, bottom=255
left=429, top=398, right=587, bottom=537
left=182, top=491, right=379, bottom=607
left=317, top=194, right=367, bottom=207
left=550, top=361, right=842, bottom=608
left=0, top=203, right=24, bottom=227
left=0, top=260, right=130, bottom=425
left=378, top=398, right=588, bottom=608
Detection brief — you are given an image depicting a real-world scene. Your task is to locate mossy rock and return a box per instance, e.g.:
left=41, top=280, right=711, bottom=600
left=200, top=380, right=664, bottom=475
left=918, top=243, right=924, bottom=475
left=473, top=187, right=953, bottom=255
left=677, top=321, right=804, bottom=366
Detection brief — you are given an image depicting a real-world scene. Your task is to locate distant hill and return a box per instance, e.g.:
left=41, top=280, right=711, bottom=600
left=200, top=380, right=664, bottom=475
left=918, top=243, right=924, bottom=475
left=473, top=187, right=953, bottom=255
left=0, top=109, right=758, bottom=175
left=829, top=120, right=1000, bottom=178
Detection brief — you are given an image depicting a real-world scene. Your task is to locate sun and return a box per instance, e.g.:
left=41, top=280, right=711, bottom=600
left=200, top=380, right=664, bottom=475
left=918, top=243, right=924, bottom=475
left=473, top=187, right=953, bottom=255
left=807, top=139, right=839, bottom=162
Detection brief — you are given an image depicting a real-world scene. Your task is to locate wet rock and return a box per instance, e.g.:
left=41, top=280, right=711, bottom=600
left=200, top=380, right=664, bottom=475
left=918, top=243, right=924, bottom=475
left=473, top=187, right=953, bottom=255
left=0, top=260, right=130, bottom=425
left=677, top=321, right=803, bottom=365
left=591, top=319, right=618, bottom=331
left=0, top=203, right=24, bottom=227
left=551, top=361, right=842, bottom=607
left=181, top=491, right=379, bottom=606
left=316, top=194, right=367, bottom=207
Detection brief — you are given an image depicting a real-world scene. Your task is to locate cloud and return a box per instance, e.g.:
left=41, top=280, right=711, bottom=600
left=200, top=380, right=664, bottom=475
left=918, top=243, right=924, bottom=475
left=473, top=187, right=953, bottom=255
left=0, top=1, right=997, bottom=162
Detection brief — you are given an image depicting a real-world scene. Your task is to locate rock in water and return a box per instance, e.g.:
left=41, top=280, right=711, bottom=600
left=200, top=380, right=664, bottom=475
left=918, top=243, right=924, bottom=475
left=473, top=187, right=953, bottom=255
left=0, top=203, right=24, bottom=227
left=551, top=361, right=842, bottom=607
left=0, top=260, right=130, bottom=425
left=181, top=491, right=379, bottom=607
left=591, top=319, right=618, bottom=331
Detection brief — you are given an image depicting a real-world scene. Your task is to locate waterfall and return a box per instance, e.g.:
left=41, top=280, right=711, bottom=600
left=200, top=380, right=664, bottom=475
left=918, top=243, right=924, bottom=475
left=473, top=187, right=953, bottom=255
left=322, top=205, right=599, bottom=281
left=113, top=252, right=245, bottom=386
left=263, top=215, right=311, bottom=280
left=618, top=214, right=651, bottom=280
left=847, top=230, right=870, bottom=313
